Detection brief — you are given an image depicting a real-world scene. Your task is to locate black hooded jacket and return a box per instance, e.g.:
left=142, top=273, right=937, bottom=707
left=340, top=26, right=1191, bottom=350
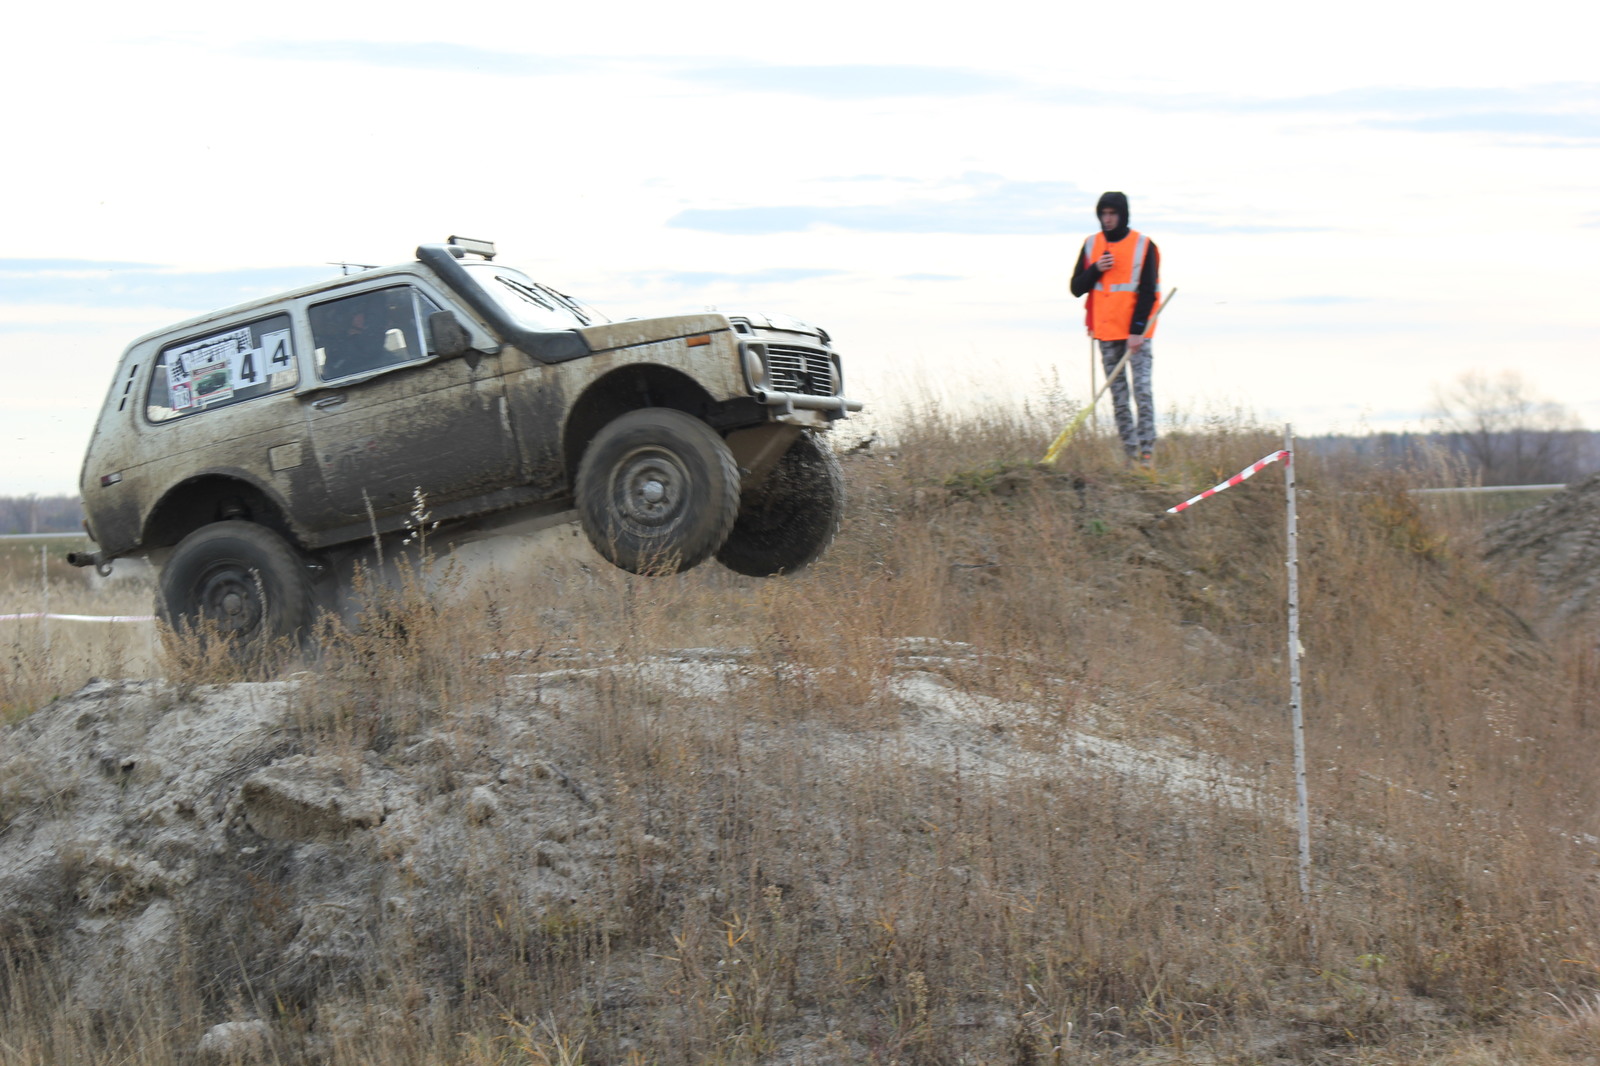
left=1070, top=191, right=1160, bottom=336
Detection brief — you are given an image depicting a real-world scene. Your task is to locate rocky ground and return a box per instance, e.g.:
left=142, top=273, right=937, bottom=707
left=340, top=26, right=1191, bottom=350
left=1, top=639, right=1262, bottom=1061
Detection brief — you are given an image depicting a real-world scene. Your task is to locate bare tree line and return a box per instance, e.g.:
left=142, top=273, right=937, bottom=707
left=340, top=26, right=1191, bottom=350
left=1429, top=368, right=1593, bottom=484
left=1303, top=429, right=1598, bottom=485
left=1305, top=370, right=1597, bottom=486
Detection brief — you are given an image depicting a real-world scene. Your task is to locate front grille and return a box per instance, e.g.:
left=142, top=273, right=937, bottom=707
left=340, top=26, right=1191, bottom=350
left=766, top=344, right=833, bottom=396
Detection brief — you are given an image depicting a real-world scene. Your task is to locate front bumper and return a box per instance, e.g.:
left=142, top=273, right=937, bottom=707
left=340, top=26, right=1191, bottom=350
left=738, top=337, right=861, bottom=421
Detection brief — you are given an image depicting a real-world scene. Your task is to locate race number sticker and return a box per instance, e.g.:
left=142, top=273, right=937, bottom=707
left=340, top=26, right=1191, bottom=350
left=168, top=326, right=249, bottom=409
left=166, top=325, right=289, bottom=409
left=161, top=320, right=294, bottom=414
left=258, top=329, right=293, bottom=381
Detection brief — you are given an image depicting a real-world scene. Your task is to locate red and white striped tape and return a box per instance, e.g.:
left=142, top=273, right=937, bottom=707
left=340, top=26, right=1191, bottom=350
left=0, top=612, right=157, bottom=623
left=1167, top=449, right=1290, bottom=514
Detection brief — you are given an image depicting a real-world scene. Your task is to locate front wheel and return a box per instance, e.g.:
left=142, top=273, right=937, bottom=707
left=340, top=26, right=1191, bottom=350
left=575, top=408, right=740, bottom=575
left=158, top=521, right=315, bottom=656
left=716, top=432, right=844, bottom=577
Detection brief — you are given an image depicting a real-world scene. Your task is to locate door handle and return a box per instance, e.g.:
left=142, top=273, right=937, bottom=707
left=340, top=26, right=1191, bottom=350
left=312, top=395, right=347, bottom=409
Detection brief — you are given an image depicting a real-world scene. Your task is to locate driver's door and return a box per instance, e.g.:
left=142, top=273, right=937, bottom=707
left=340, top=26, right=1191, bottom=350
left=299, top=284, right=521, bottom=534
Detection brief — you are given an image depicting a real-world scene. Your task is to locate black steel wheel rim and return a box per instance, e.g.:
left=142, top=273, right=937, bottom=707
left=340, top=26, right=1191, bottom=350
left=193, top=563, right=264, bottom=635
left=610, top=446, right=690, bottom=530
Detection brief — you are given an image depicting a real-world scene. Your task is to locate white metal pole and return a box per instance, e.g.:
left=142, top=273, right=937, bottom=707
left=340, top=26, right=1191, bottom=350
left=41, top=544, right=52, bottom=659
left=1284, top=424, right=1311, bottom=908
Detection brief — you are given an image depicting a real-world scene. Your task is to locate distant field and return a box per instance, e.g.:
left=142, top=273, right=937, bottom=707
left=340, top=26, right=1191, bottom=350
left=0, top=533, right=92, bottom=585
left=1410, top=484, right=1564, bottom=525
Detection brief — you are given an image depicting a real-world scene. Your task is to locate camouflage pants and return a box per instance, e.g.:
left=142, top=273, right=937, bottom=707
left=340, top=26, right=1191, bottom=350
left=1098, top=339, right=1155, bottom=457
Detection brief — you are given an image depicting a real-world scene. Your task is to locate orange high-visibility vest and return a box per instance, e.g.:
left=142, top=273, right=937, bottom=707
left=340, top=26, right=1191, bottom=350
left=1083, top=229, right=1160, bottom=341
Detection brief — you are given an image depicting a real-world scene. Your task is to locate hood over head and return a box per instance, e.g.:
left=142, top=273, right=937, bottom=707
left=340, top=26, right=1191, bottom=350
left=1096, top=191, right=1130, bottom=241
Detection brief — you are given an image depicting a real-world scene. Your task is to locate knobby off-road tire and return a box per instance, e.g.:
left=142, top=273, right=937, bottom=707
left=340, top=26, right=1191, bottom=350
left=575, top=407, right=740, bottom=575
left=158, top=521, right=316, bottom=657
left=716, top=431, right=844, bottom=577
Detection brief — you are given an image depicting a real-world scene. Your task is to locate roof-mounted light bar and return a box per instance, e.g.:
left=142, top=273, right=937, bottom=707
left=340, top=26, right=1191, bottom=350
left=446, top=235, right=496, bottom=260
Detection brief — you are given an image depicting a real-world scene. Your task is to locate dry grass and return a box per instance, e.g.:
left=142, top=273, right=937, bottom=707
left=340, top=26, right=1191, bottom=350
left=2, top=408, right=1598, bottom=1064
left=0, top=537, right=157, bottom=722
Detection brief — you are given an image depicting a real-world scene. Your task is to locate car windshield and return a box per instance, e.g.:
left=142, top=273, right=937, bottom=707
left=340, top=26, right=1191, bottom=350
left=461, top=263, right=607, bottom=330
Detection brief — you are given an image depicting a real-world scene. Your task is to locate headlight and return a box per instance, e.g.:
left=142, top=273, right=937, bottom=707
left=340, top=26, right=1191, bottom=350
left=742, top=342, right=767, bottom=389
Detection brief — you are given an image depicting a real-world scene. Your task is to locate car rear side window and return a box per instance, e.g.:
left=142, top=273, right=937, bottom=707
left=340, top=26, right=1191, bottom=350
left=146, top=313, right=298, bottom=423
left=309, top=286, right=441, bottom=382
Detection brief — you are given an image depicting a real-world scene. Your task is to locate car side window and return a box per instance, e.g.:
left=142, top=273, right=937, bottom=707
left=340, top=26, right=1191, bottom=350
left=146, top=313, right=298, bottom=423
left=310, top=286, right=438, bottom=382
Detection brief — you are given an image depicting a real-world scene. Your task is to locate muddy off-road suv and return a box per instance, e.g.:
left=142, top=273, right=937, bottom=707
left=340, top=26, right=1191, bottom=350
left=70, top=237, right=861, bottom=648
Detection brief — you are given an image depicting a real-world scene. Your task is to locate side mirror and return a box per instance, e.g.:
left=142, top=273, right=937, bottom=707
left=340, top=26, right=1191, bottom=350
left=428, top=310, right=474, bottom=358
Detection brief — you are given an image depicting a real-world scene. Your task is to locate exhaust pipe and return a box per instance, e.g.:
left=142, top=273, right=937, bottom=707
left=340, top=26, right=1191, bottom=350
left=66, top=550, right=115, bottom=577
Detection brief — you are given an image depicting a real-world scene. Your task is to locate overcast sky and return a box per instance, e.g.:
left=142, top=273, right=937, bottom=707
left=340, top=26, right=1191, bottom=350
left=3, top=1, right=1596, bottom=496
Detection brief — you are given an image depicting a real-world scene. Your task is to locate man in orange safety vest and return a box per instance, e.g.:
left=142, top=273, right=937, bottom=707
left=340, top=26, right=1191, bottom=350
left=1070, top=191, right=1161, bottom=465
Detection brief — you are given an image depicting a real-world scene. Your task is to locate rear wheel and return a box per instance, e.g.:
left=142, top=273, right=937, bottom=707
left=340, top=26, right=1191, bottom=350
left=575, top=408, right=740, bottom=575
left=717, top=432, right=844, bottom=577
left=158, top=521, right=315, bottom=657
